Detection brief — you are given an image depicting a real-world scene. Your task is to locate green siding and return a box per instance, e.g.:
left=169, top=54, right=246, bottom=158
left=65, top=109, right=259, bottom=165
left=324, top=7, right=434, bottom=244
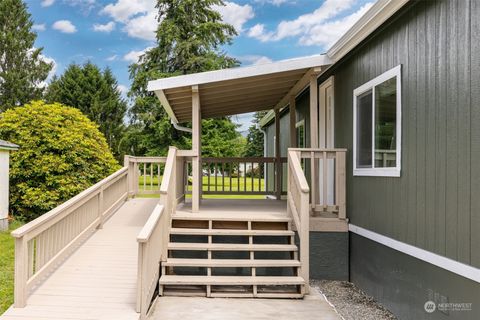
left=331, top=0, right=478, bottom=267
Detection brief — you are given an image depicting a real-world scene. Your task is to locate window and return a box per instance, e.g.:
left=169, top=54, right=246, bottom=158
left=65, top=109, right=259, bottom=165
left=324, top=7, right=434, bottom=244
left=353, top=65, right=401, bottom=177
left=295, top=120, right=305, bottom=148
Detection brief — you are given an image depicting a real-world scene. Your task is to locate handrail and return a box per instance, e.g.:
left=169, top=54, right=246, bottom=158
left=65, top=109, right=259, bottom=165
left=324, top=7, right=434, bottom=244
left=286, top=150, right=310, bottom=293
left=13, top=166, right=129, bottom=307
left=136, top=147, right=178, bottom=319
left=124, top=156, right=167, bottom=196
left=12, top=167, right=127, bottom=239
left=287, top=152, right=309, bottom=193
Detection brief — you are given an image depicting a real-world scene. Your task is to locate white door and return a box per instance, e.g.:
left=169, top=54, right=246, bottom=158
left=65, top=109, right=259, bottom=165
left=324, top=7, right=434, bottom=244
left=319, top=77, right=335, bottom=206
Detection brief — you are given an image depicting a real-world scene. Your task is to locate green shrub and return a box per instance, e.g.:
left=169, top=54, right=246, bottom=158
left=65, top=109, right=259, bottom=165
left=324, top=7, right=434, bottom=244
left=0, top=101, right=120, bottom=221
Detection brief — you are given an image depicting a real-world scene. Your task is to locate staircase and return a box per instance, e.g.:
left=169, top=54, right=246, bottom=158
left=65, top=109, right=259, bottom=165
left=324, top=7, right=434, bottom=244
left=158, top=212, right=306, bottom=298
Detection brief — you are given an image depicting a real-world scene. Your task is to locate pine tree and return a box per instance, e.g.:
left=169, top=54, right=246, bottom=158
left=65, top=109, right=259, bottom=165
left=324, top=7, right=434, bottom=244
left=126, top=0, right=242, bottom=157
left=244, top=112, right=267, bottom=157
left=0, top=0, right=52, bottom=110
left=45, top=62, right=127, bottom=158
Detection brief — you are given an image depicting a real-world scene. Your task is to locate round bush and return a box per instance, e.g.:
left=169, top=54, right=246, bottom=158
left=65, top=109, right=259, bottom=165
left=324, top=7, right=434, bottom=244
left=0, top=101, right=120, bottom=221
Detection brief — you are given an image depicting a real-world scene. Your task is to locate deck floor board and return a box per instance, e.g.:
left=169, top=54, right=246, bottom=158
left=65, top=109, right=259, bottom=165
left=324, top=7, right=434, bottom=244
left=1, top=198, right=158, bottom=320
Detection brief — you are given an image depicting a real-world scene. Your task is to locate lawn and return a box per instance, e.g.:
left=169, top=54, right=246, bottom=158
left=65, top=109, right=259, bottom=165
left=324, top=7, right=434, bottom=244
left=137, top=175, right=269, bottom=199
left=0, top=221, right=23, bottom=315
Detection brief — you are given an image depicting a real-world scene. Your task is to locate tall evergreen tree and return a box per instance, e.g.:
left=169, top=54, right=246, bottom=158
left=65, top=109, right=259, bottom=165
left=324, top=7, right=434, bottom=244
left=45, top=62, right=127, bottom=157
left=0, top=0, right=53, bottom=110
left=244, top=112, right=267, bottom=157
left=126, top=0, right=242, bottom=156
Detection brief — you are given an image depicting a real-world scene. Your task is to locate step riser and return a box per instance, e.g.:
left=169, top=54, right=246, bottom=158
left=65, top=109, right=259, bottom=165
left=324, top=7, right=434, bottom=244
left=162, top=216, right=304, bottom=299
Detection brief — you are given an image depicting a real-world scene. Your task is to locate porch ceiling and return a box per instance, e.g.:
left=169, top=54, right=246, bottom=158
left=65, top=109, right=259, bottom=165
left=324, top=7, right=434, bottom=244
left=147, top=55, right=331, bottom=123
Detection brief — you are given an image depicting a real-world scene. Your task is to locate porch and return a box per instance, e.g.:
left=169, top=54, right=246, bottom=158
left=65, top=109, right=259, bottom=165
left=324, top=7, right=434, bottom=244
left=3, top=55, right=350, bottom=319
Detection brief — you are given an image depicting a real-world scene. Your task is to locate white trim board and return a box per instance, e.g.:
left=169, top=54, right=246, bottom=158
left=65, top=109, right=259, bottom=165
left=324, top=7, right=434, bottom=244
left=349, top=224, right=480, bottom=283
left=148, top=55, right=331, bottom=91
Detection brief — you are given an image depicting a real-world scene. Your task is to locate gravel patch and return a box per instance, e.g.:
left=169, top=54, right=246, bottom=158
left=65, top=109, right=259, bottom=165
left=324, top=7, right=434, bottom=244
left=311, top=280, right=397, bottom=320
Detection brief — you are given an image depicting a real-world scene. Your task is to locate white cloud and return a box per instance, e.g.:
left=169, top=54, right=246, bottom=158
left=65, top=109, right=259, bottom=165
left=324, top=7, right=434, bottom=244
left=93, top=21, right=116, bottom=33
left=122, top=11, right=157, bottom=41
left=32, top=24, right=46, bottom=32
left=33, top=51, right=57, bottom=88
left=101, top=0, right=154, bottom=23
left=41, top=0, right=55, bottom=7
left=213, top=2, right=254, bottom=32
left=254, top=0, right=291, bottom=6
left=247, top=0, right=373, bottom=47
left=299, top=3, right=373, bottom=47
left=106, top=54, right=118, bottom=61
left=52, top=20, right=77, bottom=33
left=101, top=0, right=157, bottom=40
left=117, top=84, right=128, bottom=97
left=240, top=55, right=273, bottom=65
left=123, top=47, right=153, bottom=63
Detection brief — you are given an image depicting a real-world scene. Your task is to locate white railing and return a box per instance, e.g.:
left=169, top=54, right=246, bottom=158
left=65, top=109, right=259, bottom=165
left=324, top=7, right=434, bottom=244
left=124, top=156, right=167, bottom=196
left=289, top=148, right=347, bottom=219
left=11, top=167, right=129, bottom=307
left=286, top=150, right=310, bottom=291
left=136, top=147, right=179, bottom=319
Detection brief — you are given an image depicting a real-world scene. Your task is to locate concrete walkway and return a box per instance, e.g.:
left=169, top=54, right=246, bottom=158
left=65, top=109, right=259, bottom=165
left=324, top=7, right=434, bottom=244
left=149, top=288, right=342, bottom=320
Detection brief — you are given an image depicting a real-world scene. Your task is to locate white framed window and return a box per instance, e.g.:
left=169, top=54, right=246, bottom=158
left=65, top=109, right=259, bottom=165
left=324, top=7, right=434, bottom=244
left=353, top=65, right=401, bottom=177
left=295, top=120, right=305, bottom=148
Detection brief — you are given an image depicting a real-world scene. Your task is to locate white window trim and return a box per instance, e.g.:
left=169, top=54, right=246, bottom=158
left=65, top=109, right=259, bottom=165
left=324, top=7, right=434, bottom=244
left=295, top=120, right=306, bottom=148
left=353, top=65, right=402, bottom=177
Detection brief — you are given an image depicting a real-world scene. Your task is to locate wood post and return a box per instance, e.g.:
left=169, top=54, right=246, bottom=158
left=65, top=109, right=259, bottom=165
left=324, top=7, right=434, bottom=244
left=309, top=75, right=319, bottom=208
left=14, top=237, right=28, bottom=307
left=275, top=109, right=281, bottom=200
left=192, top=85, right=201, bottom=212
left=289, top=96, right=297, bottom=148
left=336, top=151, right=346, bottom=219
left=97, top=185, right=104, bottom=229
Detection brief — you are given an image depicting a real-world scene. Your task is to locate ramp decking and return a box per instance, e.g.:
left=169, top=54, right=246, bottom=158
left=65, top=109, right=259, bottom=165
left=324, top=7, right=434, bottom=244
left=1, top=198, right=158, bottom=320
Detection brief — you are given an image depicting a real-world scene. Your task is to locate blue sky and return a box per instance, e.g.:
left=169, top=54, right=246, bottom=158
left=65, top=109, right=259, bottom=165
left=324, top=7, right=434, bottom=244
left=25, top=0, right=374, bottom=131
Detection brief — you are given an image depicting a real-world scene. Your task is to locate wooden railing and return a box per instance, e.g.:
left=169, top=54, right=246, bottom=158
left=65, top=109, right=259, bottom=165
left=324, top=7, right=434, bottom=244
left=11, top=167, right=129, bottom=307
left=184, top=157, right=287, bottom=197
left=136, top=147, right=179, bottom=319
left=286, top=150, right=310, bottom=291
left=290, top=148, right=347, bottom=219
left=124, top=156, right=167, bottom=196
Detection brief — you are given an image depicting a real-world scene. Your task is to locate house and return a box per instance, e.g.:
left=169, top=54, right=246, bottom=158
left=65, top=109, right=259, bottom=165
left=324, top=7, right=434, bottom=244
left=3, top=1, right=479, bottom=320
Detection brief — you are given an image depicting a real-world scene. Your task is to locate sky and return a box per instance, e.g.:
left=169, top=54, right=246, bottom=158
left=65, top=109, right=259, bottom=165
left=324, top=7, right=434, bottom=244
left=25, top=0, right=374, bottom=131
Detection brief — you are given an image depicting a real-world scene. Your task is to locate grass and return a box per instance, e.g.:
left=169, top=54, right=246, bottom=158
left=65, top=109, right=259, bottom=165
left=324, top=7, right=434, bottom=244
left=137, top=175, right=268, bottom=199
left=0, top=220, right=23, bottom=315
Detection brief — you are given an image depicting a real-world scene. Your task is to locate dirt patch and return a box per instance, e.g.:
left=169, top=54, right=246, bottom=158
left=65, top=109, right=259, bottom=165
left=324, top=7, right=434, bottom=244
left=311, top=280, right=397, bottom=320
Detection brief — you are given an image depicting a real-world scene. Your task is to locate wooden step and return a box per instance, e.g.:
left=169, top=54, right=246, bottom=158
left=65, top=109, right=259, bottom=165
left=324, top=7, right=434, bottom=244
left=170, top=228, right=294, bottom=236
left=164, top=258, right=301, bottom=267
left=168, top=243, right=298, bottom=252
left=172, top=212, right=291, bottom=222
left=159, top=275, right=305, bottom=286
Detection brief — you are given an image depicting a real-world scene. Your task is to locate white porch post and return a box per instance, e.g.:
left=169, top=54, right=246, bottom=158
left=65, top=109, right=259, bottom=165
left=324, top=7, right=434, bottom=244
left=289, top=95, right=297, bottom=148
left=275, top=109, right=282, bottom=200
left=191, top=85, right=201, bottom=212
left=309, top=74, right=319, bottom=207
left=0, top=142, right=18, bottom=231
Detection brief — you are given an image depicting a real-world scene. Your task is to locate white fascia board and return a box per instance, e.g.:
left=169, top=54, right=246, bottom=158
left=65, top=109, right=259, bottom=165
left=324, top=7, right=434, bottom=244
left=327, top=0, right=410, bottom=62
left=147, top=55, right=331, bottom=92
left=349, top=224, right=480, bottom=283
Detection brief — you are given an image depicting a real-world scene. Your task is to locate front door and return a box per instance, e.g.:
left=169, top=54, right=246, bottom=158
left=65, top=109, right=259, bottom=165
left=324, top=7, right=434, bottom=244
left=319, top=77, right=335, bottom=205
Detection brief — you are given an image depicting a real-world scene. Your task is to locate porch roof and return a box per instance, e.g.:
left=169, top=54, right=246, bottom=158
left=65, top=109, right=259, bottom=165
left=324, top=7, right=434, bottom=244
left=147, top=55, right=331, bottom=123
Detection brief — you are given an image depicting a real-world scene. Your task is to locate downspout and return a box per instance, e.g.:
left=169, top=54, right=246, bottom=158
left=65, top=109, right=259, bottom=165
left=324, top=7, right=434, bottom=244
left=171, top=119, right=192, bottom=133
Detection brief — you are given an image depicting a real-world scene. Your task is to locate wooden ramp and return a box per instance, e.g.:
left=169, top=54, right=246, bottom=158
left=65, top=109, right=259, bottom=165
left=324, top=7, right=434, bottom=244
left=1, top=198, right=158, bottom=320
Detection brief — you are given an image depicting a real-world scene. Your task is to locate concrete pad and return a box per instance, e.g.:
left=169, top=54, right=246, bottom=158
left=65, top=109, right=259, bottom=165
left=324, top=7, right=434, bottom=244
left=148, top=288, right=342, bottom=320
